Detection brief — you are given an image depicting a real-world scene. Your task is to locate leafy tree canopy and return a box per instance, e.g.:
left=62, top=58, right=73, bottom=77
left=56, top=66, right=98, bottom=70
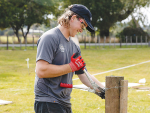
left=0, top=0, right=60, bottom=41
left=63, top=0, right=149, bottom=37
left=119, top=27, right=149, bottom=43
left=120, top=27, right=149, bottom=37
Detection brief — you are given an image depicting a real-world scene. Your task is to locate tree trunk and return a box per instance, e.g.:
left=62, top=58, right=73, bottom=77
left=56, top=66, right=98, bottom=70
left=91, top=32, right=95, bottom=42
left=100, top=28, right=109, bottom=38
left=131, top=14, right=140, bottom=28
left=16, top=33, right=21, bottom=43
left=11, top=25, right=21, bottom=43
left=13, top=28, right=20, bottom=43
left=21, top=25, right=31, bottom=43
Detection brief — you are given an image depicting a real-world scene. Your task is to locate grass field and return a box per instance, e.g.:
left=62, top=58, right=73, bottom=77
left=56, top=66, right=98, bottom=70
left=0, top=47, right=150, bottom=113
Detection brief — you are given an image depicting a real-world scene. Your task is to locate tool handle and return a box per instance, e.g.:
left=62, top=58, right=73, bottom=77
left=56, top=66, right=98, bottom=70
left=83, top=69, right=105, bottom=93
left=60, top=83, right=73, bottom=88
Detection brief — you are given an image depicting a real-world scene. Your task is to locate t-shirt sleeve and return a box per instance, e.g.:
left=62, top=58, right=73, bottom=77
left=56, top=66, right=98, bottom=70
left=36, top=35, right=57, bottom=64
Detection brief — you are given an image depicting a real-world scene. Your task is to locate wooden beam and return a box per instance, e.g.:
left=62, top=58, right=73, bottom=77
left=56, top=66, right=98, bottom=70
left=105, top=76, right=124, bottom=113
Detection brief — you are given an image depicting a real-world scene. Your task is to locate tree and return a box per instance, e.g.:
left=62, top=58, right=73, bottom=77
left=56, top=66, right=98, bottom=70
left=0, top=0, right=60, bottom=42
left=119, top=27, right=149, bottom=43
left=63, top=0, right=149, bottom=37
left=0, top=0, right=10, bottom=29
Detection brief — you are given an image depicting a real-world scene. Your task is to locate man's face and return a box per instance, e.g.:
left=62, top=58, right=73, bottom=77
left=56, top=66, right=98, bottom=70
left=69, top=15, right=87, bottom=37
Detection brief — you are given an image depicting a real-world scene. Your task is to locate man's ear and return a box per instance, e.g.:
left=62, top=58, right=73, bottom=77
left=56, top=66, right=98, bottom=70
left=71, top=15, right=76, bottom=21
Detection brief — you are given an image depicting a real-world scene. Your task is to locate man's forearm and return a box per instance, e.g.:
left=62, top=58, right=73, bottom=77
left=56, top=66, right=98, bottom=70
left=78, top=73, right=105, bottom=91
left=78, top=73, right=96, bottom=89
left=36, top=60, right=72, bottom=78
left=88, top=73, right=105, bottom=89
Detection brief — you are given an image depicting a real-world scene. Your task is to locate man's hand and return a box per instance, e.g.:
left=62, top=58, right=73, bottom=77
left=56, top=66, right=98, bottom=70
left=69, top=53, right=86, bottom=72
left=95, top=89, right=105, bottom=99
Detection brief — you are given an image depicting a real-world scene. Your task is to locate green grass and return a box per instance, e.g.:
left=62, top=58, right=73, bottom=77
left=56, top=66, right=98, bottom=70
left=80, top=44, right=150, bottom=49
left=0, top=46, right=37, bottom=51
left=0, top=47, right=150, bottom=113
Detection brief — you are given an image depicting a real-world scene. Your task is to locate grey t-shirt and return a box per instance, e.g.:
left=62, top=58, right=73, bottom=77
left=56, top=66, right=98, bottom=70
left=34, top=27, right=84, bottom=107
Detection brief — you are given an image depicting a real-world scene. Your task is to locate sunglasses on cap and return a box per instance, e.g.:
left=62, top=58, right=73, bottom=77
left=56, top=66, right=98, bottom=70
left=78, top=18, right=86, bottom=30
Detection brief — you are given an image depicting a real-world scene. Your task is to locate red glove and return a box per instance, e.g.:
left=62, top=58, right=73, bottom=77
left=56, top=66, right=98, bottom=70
left=69, top=53, right=86, bottom=72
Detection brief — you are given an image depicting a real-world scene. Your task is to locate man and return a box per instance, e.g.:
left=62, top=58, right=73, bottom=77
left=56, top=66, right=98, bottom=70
left=34, top=4, right=105, bottom=113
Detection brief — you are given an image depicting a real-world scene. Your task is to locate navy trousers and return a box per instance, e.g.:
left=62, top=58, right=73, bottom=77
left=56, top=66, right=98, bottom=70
left=34, top=101, right=72, bottom=113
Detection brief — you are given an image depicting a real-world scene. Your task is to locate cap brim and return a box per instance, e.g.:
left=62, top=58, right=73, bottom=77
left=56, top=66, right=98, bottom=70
left=85, top=19, right=95, bottom=32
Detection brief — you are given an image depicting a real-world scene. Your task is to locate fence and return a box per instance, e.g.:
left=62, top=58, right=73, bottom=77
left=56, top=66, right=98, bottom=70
left=0, top=34, right=150, bottom=50
left=77, top=34, right=150, bottom=49
left=0, top=35, right=39, bottom=50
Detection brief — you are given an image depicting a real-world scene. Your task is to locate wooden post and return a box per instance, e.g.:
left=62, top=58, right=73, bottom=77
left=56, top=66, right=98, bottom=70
left=0, top=36, right=1, bottom=50
left=7, top=35, right=8, bottom=50
left=141, top=36, right=142, bottom=47
left=126, top=36, right=127, bottom=47
left=119, top=36, right=122, bottom=48
left=99, top=36, right=101, bottom=49
left=95, top=34, right=97, bottom=49
left=136, top=36, right=137, bottom=48
left=120, top=80, right=128, bottom=113
left=130, top=36, right=132, bottom=48
left=20, top=37, right=22, bottom=50
left=12, top=36, right=15, bottom=50
left=33, top=35, right=34, bottom=50
left=25, top=36, right=27, bottom=50
left=105, top=76, right=124, bottom=113
left=114, top=37, right=116, bottom=48
left=103, top=36, right=106, bottom=48
left=84, top=35, right=86, bottom=49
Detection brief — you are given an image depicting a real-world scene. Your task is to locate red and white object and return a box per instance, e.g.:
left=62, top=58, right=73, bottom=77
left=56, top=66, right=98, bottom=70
left=69, top=53, right=85, bottom=72
left=60, top=83, right=73, bottom=88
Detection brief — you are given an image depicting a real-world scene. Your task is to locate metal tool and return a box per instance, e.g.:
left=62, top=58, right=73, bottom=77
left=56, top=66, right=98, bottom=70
left=60, top=69, right=105, bottom=94
left=83, top=69, right=105, bottom=93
